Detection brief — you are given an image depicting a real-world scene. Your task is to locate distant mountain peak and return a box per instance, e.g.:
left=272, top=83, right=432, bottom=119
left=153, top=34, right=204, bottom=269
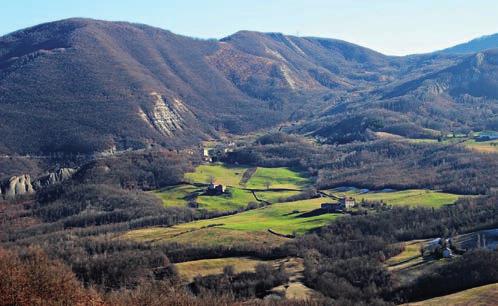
left=439, top=33, right=498, bottom=54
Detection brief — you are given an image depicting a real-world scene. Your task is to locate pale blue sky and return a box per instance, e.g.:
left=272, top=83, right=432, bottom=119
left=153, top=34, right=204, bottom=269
left=2, top=0, right=498, bottom=55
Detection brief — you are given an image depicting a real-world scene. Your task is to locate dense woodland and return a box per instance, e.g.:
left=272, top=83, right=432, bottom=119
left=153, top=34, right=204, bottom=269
left=225, top=132, right=498, bottom=194
left=296, top=195, right=498, bottom=304
left=1, top=135, right=497, bottom=305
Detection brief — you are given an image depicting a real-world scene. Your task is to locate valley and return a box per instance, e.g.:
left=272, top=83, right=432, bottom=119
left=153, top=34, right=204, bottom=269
left=0, top=15, right=497, bottom=306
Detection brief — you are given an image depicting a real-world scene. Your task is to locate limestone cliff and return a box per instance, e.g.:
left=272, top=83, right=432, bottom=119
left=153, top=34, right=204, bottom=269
left=1, top=168, right=76, bottom=199
left=0, top=175, right=35, bottom=199
left=33, top=168, right=76, bottom=189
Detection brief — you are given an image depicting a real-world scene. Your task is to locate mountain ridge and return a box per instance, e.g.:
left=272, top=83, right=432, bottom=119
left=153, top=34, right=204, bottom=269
left=0, top=18, right=497, bottom=154
left=439, top=33, right=498, bottom=54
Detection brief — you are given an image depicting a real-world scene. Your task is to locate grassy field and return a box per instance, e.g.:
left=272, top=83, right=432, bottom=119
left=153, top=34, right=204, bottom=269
left=124, top=197, right=339, bottom=246
left=387, top=239, right=451, bottom=286
left=196, top=187, right=255, bottom=211
left=184, top=164, right=310, bottom=189
left=173, top=197, right=339, bottom=235
left=154, top=185, right=302, bottom=211
left=176, top=257, right=270, bottom=281
left=376, top=130, right=498, bottom=154
left=463, top=139, right=498, bottom=153
left=246, top=167, right=310, bottom=189
left=185, top=163, right=248, bottom=187
left=152, top=184, right=202, bottom=207
left=154, top=163, right=311, bottom=211
left=333, top=189, right=460, bottom=208
left=408, top=283, right=498, bottom=305
left=254, top=190, right=301, bottom=202
left=386, top=240, right=426, bottom=268
left=123, top=226, right=288, bottom=248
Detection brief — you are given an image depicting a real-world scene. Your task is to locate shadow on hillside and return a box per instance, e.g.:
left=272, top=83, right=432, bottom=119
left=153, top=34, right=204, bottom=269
left=295, top=208, right=328, bottom=218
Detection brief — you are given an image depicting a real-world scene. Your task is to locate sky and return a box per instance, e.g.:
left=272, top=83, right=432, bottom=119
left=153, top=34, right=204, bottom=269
left=2, top=0, right=498, bottom=55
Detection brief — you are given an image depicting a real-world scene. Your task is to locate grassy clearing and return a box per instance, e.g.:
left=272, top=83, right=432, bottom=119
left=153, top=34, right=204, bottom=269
left=124, top=198, right=339, bottom=247
left=270, top=257, right=322, bottom=300
left=185, top=163, right=248, bottom=187
left=162, top=163, right=311, bottom=211
left=176, top=257, right=270, bottom=281
left=152, top=184, right=202, bottom=207
left=386, top=240, right=426, bottom=268
left=152, top=185, right=258, bottom=211
left=196, top=187, right=255, bottom=211
left=463, top=139, right=498, bottom=153
left=169, top=198, right=338, bottom=236
left=254, top=190, right=301, bottom=203
left=334, top=189, right=460, bottom=208
left=155, top=186, right=301, bottom=212
left=382, top=130, right=498, bottom=154
left=408, top=283, right=498, bottom=305
left=246, top=167, right=309, bottom=189
left=123, top=227, right=287, bottom=248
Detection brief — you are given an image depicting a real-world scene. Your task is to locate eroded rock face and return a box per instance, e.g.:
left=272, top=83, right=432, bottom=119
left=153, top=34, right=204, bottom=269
left=1, top=175, right=34, bottom=199
left=33, top=168, right=76, bottom=189
left=1, top=168, right=76, bottom=199
left=139, top=92, right=190, bottom=137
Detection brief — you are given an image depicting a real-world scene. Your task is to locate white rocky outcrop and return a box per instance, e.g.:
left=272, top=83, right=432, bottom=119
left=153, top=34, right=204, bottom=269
left=1, top=175, right=35, bottom=199
left=139, top=92, right=189, bottom=137
left=33, top=168, right=76, bottom=189
left=1, top=168, right=76, bottom=200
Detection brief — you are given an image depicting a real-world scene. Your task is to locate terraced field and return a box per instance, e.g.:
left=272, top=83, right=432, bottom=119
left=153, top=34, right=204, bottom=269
left=332, top=188, right=460, bottom=208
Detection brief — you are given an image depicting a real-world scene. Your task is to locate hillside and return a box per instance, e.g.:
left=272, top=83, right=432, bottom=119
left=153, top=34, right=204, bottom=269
left=440, top=33, right=498, bottom=54
left=409, top=283, right=498, bottom=305
left=0, top=18, right=410, bottom=155
left=298, top=49, right=498, bottom=142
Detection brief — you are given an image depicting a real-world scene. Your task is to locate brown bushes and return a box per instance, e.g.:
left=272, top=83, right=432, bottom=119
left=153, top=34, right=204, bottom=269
left=0, top=247, right=102, bottom=306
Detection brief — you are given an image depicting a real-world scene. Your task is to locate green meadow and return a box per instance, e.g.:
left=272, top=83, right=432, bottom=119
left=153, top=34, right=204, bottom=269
left=253, top=190, right=301, bottom=202
left=152, top=184, right=202, bottom=207
left=245, top=167, right=310, bottom=189
left=196, top=187, right=255, bottom=211
left=190, top=197, right=338, bottom=235
left=153, top=163, right=311, bottom=211
left=184, top=163, right=248, bottom=187
left=154, top=185, right=303, bottom=212
left=127, top=197, right=340, bottom=243
left=334, top=188, right=460, bottom=208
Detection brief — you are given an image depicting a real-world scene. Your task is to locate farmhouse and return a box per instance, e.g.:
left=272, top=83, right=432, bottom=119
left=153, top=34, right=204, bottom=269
left=340, top=197, right=355, bottom=209
left=206, top=183, right=225, bottom=195
left=422, top=238, right=455, bottom=258
left=322, top=197, right=355, bottom=213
